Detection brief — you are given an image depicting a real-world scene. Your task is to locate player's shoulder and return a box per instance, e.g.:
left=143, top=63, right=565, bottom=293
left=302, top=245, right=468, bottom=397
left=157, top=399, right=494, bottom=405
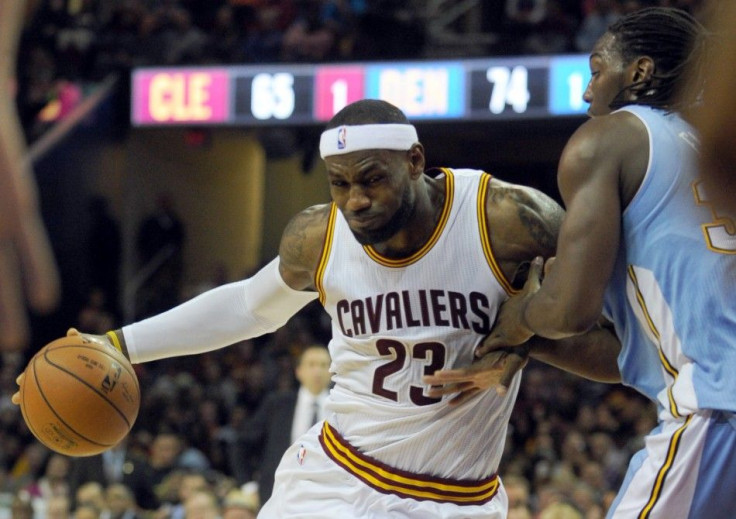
left=486, top=177, right=562, bottom=221
left=567, top=109, right=648, bottom=160
left=485, top=177, right=564, bottom=258
left=278, top=203, right=332, bottom=285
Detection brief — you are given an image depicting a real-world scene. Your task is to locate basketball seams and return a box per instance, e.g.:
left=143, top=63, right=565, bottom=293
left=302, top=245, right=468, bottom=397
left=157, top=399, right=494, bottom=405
left=31, top=353, right=111, bottom=448
left=42, top=346, right=137, bottom=428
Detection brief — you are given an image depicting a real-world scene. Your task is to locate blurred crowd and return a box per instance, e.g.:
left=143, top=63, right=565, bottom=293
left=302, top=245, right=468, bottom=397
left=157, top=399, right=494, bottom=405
left=16, top=0, right=711, bottom=142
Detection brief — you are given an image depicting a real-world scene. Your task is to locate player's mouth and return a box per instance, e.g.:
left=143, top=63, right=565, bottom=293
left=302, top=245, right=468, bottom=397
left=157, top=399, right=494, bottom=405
left=349, top=215, right=380, bottom=229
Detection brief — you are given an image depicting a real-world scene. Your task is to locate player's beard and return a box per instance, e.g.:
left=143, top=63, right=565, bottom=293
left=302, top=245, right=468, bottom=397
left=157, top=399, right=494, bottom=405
left=350, top=186, right=415, bottom=246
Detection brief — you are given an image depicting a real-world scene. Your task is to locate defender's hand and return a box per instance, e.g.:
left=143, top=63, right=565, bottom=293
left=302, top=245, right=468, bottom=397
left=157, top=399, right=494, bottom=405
left=423, top=348, right=529, bottom=405
left=475, top=256, right=544, bottom=357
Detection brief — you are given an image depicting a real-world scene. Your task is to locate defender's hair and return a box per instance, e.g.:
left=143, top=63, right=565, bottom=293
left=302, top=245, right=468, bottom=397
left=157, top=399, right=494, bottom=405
left=326, top=99, right=409, bottom=129
left=608, top=7, right=704, bottom=110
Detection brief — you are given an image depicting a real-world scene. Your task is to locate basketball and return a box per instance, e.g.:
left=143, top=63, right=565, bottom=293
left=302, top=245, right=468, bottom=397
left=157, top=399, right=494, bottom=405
left=18, top=334, right=140, bottom=457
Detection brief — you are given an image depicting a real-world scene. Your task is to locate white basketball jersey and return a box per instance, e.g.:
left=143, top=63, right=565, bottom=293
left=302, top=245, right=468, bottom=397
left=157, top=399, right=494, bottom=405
left=316, top=168, right=520, bottom=482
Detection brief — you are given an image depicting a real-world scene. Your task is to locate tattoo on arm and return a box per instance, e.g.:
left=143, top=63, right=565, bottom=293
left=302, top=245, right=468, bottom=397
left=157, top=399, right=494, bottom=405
left=279, top=204, right=330, bottom=275
left=517, top=203, right=558, bottom=254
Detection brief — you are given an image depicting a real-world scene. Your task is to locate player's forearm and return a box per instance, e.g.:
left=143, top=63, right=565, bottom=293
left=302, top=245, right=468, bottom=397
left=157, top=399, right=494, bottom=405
left=527, top=323, right=621, bottom=383
left=108, top=258, right=317, bottom=363
left=521, top=287, right=602, bottom=340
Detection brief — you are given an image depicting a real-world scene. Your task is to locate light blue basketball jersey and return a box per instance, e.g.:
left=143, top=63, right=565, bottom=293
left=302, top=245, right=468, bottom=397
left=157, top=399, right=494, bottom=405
left=602, top=105, right=736, bottom=416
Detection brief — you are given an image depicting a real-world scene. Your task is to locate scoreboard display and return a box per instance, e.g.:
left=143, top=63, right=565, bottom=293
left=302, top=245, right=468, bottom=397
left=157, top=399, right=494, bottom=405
left=131, top=54, right=591, bottom=127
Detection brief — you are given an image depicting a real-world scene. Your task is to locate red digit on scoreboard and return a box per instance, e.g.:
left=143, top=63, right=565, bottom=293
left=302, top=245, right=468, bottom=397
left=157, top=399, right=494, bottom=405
left=314, top=66, right=365, bottom=121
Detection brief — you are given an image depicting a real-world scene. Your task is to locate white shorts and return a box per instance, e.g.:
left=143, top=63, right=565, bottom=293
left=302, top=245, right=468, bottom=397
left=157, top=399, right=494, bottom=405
left=608, top=410, right=736, bottom=519
left=258, top=421, right=508, bottom=519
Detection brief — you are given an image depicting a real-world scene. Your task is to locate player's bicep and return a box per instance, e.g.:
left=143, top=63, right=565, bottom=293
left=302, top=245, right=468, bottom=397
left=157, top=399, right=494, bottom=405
left=484, top=181, right=565, bottom=287
left=548, top=124, right=622, bottom=311
left=278, top=204, right=331, bottom=291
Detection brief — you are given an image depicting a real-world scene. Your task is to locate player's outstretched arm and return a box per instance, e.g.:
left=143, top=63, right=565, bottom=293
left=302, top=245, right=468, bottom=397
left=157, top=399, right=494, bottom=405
left=94, top=204, right=331, bottom=364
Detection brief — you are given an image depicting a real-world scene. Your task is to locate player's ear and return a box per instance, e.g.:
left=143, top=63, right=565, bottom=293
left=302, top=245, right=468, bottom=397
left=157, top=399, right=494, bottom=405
left=630, top=56, right=655, bottom=85
left=408, top=143, right=425, bottom=179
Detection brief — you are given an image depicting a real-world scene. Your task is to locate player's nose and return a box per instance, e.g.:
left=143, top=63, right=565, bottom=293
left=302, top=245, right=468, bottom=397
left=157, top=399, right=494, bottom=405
left=346, top=185, right=371, bottom=212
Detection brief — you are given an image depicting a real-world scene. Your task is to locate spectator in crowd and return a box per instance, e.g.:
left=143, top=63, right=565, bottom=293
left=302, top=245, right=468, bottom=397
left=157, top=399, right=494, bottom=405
left=105, top=484, right=143, bottom=519
left=24, top=453, right=70, bottom=519
left=182, top=489, right=220, bottom=519
left=46, top=495, right=72, bottom=519
left=148, top=432, right=186, bottom=489
left=221, top=489, right=258, bottom=519
left=73, top=481, right=106, bottom=511
left=163, top=471, right=210, bottom=519
left=67, top=437, right=158, bottom=512
left=72, top=504, right=101, bottom=519
left=11, top=492, right=34, bottom=519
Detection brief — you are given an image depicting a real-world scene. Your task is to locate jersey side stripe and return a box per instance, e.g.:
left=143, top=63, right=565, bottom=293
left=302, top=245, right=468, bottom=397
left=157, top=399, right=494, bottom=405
left=637, top=415, right=693, bottom=519
left=627, top=265, right=681, bottom=418
left=363, top=169, right=454, bottom=268
left=315, top=203, right=338, bottom=305
left=477, top=173, right=517, bottom=295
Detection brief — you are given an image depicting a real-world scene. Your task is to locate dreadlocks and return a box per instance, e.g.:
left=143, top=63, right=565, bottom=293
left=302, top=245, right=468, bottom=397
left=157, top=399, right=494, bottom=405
left=607, top=7, right=704, bottom=111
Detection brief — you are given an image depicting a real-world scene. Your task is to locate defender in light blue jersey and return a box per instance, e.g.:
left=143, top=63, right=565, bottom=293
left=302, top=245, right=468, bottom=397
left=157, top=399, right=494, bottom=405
left=475, top=7, right=736, bottom=519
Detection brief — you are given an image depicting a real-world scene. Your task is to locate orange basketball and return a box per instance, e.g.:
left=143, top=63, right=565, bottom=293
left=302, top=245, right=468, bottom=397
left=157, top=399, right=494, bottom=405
left=18, top=334, right=140, bottom=457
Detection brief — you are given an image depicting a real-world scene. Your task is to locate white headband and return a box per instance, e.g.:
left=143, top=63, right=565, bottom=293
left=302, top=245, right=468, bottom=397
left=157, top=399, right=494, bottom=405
left=319, top=124, right=419, bottom=158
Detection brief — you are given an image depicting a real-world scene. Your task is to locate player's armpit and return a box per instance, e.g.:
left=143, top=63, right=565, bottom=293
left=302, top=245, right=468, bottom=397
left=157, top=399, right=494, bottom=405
left=278, top=203, right=332, bottom=291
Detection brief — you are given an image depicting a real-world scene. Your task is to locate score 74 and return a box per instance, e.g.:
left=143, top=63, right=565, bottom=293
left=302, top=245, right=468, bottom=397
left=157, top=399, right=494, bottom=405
left=486, top=66, right=530, bottom=114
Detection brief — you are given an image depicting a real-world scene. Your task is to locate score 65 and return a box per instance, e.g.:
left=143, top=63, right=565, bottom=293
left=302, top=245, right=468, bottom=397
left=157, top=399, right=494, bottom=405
left=232, top=71, right=312, bottom=123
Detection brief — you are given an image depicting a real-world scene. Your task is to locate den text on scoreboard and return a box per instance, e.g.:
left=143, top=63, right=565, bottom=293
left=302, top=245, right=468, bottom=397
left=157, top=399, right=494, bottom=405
left=131, top=55, right=591, bottom=126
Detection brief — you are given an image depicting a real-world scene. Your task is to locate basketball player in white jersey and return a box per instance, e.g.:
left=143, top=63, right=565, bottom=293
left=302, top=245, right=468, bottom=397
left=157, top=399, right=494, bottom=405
left=471, top=7, right=736, bottom=518
left=14, top=99, right=621, bottom=518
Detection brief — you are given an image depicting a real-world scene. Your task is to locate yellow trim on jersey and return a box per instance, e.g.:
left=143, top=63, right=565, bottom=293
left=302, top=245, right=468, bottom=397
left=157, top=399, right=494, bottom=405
left=315, top=204, right=338, bottom=305
left=637, top=415, right=692, bottom=519
left=478, top=173, right=518, bottom=295
left=627, top=265, right=681, bottom=418
left=106, top=331, right=123, bottom=353
left=320, top=422, right=499, bottom=504
left=362, top=168, right=454, bottom=268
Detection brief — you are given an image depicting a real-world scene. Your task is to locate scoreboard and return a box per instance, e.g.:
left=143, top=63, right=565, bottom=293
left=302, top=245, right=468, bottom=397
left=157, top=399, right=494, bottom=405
left=131, top=54, right=591, bottom=127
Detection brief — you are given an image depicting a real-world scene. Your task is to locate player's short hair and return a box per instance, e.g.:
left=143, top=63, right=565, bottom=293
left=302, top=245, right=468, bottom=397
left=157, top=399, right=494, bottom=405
left=326, top=99, right=409, bottom=129
left=608, top=7, right=704, bottom=110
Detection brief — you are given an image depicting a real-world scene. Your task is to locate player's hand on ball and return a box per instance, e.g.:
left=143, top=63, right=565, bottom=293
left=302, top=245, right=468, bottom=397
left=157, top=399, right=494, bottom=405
left=422, top=348, right=529, bottom=405
left=65, top=327, right=115, bottom=351
left=11, top=373, right=24, bottom=405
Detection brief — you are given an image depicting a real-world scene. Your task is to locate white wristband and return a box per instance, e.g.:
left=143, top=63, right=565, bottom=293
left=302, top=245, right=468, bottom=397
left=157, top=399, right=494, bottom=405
left=122, top=258, right=318, bottom=363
